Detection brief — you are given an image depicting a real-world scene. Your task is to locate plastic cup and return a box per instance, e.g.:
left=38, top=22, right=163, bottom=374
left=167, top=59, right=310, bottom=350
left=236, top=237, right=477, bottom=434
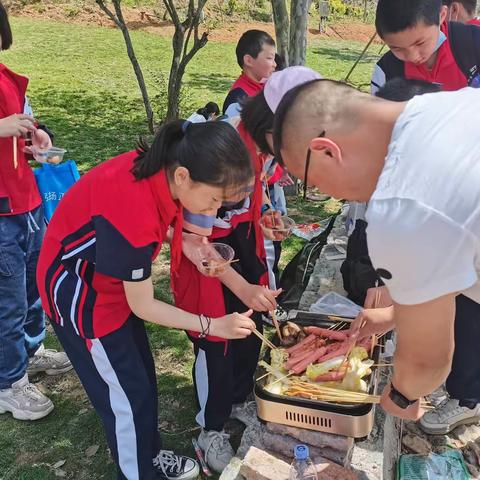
left=196, top=242, right=235, bottom=277
left=31, top=146, right=67, bottom=165
left=259, top=215, right=296, bottom=241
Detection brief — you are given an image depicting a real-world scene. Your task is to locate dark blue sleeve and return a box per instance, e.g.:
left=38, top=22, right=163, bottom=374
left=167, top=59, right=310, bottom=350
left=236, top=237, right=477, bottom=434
left=222, top=88, right=247, bottom=114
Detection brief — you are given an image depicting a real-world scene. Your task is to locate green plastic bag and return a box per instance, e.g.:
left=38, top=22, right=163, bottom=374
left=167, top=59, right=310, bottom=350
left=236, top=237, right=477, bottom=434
left=397, top=450, right=470, bottom=480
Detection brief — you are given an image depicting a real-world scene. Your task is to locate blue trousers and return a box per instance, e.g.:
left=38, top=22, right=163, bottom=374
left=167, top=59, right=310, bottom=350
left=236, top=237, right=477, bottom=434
left=0, top=205, right=46, bottom=388
left=51, top=316, right=161, bottom=480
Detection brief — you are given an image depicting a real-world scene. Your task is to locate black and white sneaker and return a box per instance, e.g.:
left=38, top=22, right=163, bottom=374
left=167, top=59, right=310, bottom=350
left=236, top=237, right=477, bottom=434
left=153, top=450, right=200, bottom=479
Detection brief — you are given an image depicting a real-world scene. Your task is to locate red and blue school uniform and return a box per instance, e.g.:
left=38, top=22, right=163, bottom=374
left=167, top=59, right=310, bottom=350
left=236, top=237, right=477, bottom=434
left=37, top=152, right=184, bottom=479
left=371, top=21, right=480, bottom=93
left=222, top=73, right=264, bottom=117
left=173, top=123, right=269, bottom=432
left=0, top=64, right=46, bottom=390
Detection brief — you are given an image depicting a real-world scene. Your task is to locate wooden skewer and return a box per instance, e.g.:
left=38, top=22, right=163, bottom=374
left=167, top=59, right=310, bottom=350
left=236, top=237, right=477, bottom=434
left=261, top=157, right=277, bottom=227
left=252, top=328, right=277, bottom=350
left=255, top=371, right=271, bottom=382
left=269, top=371, right=293, bottom=387
left=271, top=309, right=283, bottom=343
left=13, top=136, right=18, bottom=169
left=371, top=363, right=393, bottom=368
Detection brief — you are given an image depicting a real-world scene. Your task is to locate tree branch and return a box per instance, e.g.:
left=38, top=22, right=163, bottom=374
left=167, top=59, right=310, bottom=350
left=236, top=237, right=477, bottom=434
left=95, top=0, right=122, bottom=28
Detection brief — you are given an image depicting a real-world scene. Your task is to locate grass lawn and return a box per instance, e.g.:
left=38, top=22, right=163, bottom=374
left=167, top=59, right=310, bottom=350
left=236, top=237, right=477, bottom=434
left=0, top=17, right=377, bottom=479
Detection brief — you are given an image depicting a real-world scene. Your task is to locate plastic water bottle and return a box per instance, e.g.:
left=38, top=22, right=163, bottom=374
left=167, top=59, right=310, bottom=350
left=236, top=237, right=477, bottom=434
left=289, top=445, right=317, bottom=480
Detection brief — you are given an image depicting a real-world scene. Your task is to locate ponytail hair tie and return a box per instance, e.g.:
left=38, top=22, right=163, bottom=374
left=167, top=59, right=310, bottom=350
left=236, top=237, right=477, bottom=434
left=182, top=120, right=191, bottom=133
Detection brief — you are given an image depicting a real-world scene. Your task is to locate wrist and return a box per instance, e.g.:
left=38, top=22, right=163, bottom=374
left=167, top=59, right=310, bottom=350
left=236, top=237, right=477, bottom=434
left=389, top=382, right=418, bottom=409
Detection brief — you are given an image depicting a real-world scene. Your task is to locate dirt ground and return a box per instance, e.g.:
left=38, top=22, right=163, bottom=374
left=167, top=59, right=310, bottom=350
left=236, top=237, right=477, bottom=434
left=11, top=1, right=381, bottom=44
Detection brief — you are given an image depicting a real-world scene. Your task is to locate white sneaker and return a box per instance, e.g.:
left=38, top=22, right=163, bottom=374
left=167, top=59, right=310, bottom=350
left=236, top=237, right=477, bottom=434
left=153, top=450, right=199, bottom=479
left=230, top=400, right=258, bottom=426
left=419, top=398, right=480, bottom=435
left=27, top=344, right=73, bottom=376
left=197, top=429, right=234, bottom=473
left=0, top=373, right=54, bottom=420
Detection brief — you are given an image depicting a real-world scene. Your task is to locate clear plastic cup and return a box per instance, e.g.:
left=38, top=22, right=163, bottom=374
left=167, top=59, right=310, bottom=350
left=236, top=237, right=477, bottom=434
left=259, top=215, right=296, bottom=241
left=196, top=242, right=235, bottom=277
left=31, top=146, right=67, bottom=165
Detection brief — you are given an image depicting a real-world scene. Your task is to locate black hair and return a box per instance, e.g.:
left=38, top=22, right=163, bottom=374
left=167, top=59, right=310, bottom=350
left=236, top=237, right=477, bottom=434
left=132, top=120, right=253, bottom=191
left=376, top=78, right=441, bottom=101
left=275, top=53, right=286, bottom=71
left=235, top=29, right=275, bottom=68
left=196, top=101, right=220, bottom=120
left=272, top=79, right=323, bottom=167
left=241, top=91, right=274, bottom=155
left=0, top=1, right=13, bottom=51
left=442, top=0, right=477, bottom=14
left=375, top=0, right=442, bottom=38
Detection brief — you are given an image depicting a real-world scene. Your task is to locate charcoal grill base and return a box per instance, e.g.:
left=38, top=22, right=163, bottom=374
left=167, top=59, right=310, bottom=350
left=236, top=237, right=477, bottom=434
left=255, top=391, right=374, bottom=438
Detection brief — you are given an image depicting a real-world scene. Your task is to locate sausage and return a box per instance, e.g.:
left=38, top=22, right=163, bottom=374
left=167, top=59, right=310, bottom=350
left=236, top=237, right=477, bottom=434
left=314, top=371, right=346, bottom=382
left=304, top=326, right=349, bottom=341
left=290, top=347, right=327, bottom=375
left=286, top=334, right=316, bottom=355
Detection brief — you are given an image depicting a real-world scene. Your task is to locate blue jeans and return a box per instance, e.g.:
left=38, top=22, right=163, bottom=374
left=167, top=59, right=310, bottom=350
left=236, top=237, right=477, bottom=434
left=0, top=205, right=46, bottom=388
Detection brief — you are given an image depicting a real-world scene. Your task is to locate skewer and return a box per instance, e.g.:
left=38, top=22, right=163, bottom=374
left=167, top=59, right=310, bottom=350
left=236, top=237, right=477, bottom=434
left=13, top=136, right=18, bottom=169
left=261, top=157, right=277, bottom=227
left=269, top=371, right=293, bottom=387
left=255, top=371, right=271, bottom=382
left=271, top=309, right=283, bottom=342
left=252, top=328, right=277, bottom=350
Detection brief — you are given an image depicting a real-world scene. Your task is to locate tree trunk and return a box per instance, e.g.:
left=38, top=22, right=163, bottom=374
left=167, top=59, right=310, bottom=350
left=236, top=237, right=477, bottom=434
left=289, top=0, right=312, bottom=66
left=271, top=0, right=290, bottom=65
left=166, top=27, right=185, bottom=120
left=95, top=0, right=155, bottom=133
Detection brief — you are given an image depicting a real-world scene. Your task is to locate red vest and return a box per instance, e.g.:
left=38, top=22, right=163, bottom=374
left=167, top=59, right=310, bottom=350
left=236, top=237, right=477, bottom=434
left=0, top=65, right=41, bottom=215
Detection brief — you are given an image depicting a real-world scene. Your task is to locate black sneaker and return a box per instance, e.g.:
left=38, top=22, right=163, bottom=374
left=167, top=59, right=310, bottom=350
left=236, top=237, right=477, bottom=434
left=153, top=450, right=200, bottom=479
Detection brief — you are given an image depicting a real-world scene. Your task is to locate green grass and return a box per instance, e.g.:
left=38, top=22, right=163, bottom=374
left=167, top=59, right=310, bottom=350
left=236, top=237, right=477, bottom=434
left=0, top=16, right=376, bottom=479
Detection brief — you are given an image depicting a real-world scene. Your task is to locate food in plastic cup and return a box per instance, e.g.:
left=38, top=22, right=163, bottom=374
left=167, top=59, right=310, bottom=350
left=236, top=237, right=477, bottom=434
left=196, top=242, right=235, bottom=277
left=259, top=215, right=296, bottom=241
left=31, top=146, right=67, bottom=165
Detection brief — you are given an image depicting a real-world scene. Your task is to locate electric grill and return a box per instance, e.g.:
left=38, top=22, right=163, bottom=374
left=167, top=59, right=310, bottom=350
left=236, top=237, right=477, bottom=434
left=254, top=311, right=380, bottom=438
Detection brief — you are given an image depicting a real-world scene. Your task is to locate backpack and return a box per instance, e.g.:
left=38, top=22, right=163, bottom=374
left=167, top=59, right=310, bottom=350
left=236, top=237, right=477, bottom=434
left=340, top=219, right=383, bottom=307
left=378, top=22, right=480, bottom=87
left=278, top=216, right=336, bottom=310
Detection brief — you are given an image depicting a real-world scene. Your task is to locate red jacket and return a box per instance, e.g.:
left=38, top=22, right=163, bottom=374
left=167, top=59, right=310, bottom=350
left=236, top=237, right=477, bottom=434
left=0, top=64, right=41, bottom=215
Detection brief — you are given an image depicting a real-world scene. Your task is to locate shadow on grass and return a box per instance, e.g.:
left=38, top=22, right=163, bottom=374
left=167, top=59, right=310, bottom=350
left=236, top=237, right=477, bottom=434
left=186, top=72, right=234, bottom=96
left=31, top=88, right=152, bottom=173
left=311, top=44, right=379, bottom=64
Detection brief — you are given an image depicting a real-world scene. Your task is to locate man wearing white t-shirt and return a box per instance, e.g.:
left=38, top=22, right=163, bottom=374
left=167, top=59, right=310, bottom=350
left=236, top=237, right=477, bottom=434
left=273, top=80, right=480, bottom=420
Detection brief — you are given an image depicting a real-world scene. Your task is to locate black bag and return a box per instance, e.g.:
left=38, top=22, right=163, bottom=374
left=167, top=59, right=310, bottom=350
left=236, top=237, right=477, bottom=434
left=340, top=219, right=382, bottom=307
left=279, top=216, right=336, bottom=310
left=377, top=21, right=480, bottom=87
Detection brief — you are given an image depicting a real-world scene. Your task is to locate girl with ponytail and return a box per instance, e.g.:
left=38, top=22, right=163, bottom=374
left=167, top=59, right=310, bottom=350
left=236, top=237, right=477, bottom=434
left=37, top=120, right=255, bottom=480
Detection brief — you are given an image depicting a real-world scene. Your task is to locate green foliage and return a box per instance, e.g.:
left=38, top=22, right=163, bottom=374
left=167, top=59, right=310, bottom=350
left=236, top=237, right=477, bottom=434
left=328, top=0, right=347, bottom=16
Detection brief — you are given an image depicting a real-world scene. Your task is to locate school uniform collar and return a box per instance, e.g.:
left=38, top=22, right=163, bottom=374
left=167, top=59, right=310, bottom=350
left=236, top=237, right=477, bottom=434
left=232, top=73, right=264, bottom=96
left=148, top=169, right=184, bottom=292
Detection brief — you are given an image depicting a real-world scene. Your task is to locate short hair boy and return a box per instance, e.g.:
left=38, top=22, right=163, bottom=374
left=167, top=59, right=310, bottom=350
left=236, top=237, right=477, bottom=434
left=371, top=0, right=480, bottom=93
left=222, top=30, right=276, bottom=116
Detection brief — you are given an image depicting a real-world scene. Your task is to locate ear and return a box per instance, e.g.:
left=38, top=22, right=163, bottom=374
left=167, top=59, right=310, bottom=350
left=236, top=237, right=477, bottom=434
left=309, top=136, right=342, bottom=164
left=173, top=166, right=190, bottom=186
left=439, top=5, right=448, bottom=24
left=243, top=54, right=254, bottom=69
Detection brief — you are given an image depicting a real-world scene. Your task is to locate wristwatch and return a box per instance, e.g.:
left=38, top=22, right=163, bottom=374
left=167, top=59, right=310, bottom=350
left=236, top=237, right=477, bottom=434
left=389, top=383, right=418, bottom=409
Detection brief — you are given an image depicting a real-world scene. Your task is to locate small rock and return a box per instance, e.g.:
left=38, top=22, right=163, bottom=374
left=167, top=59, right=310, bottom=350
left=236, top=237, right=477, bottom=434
left=402, top=434, right=432, bottom=455
left=219, top=457, right=245, bottom=480
left=312, top=456, right=358, bottom=479
left=237, top=421, right=265, bottom=459
left=85, top=445, right=100, bottom=457
left=263, top=431, right=351, bottom=466
left=453, top=424, right=480, bottom=445
left=266, top=422, right=353, bottom=452
left=240, top=447, right=290, bottom=480
left=52, top=460, right=66, bottom=469
left=54, top=470, right=67, bottom=478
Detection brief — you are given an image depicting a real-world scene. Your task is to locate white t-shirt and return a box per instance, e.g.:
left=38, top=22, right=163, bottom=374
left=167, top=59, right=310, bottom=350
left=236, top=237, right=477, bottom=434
left=366, top=88, right=480, bottom=305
